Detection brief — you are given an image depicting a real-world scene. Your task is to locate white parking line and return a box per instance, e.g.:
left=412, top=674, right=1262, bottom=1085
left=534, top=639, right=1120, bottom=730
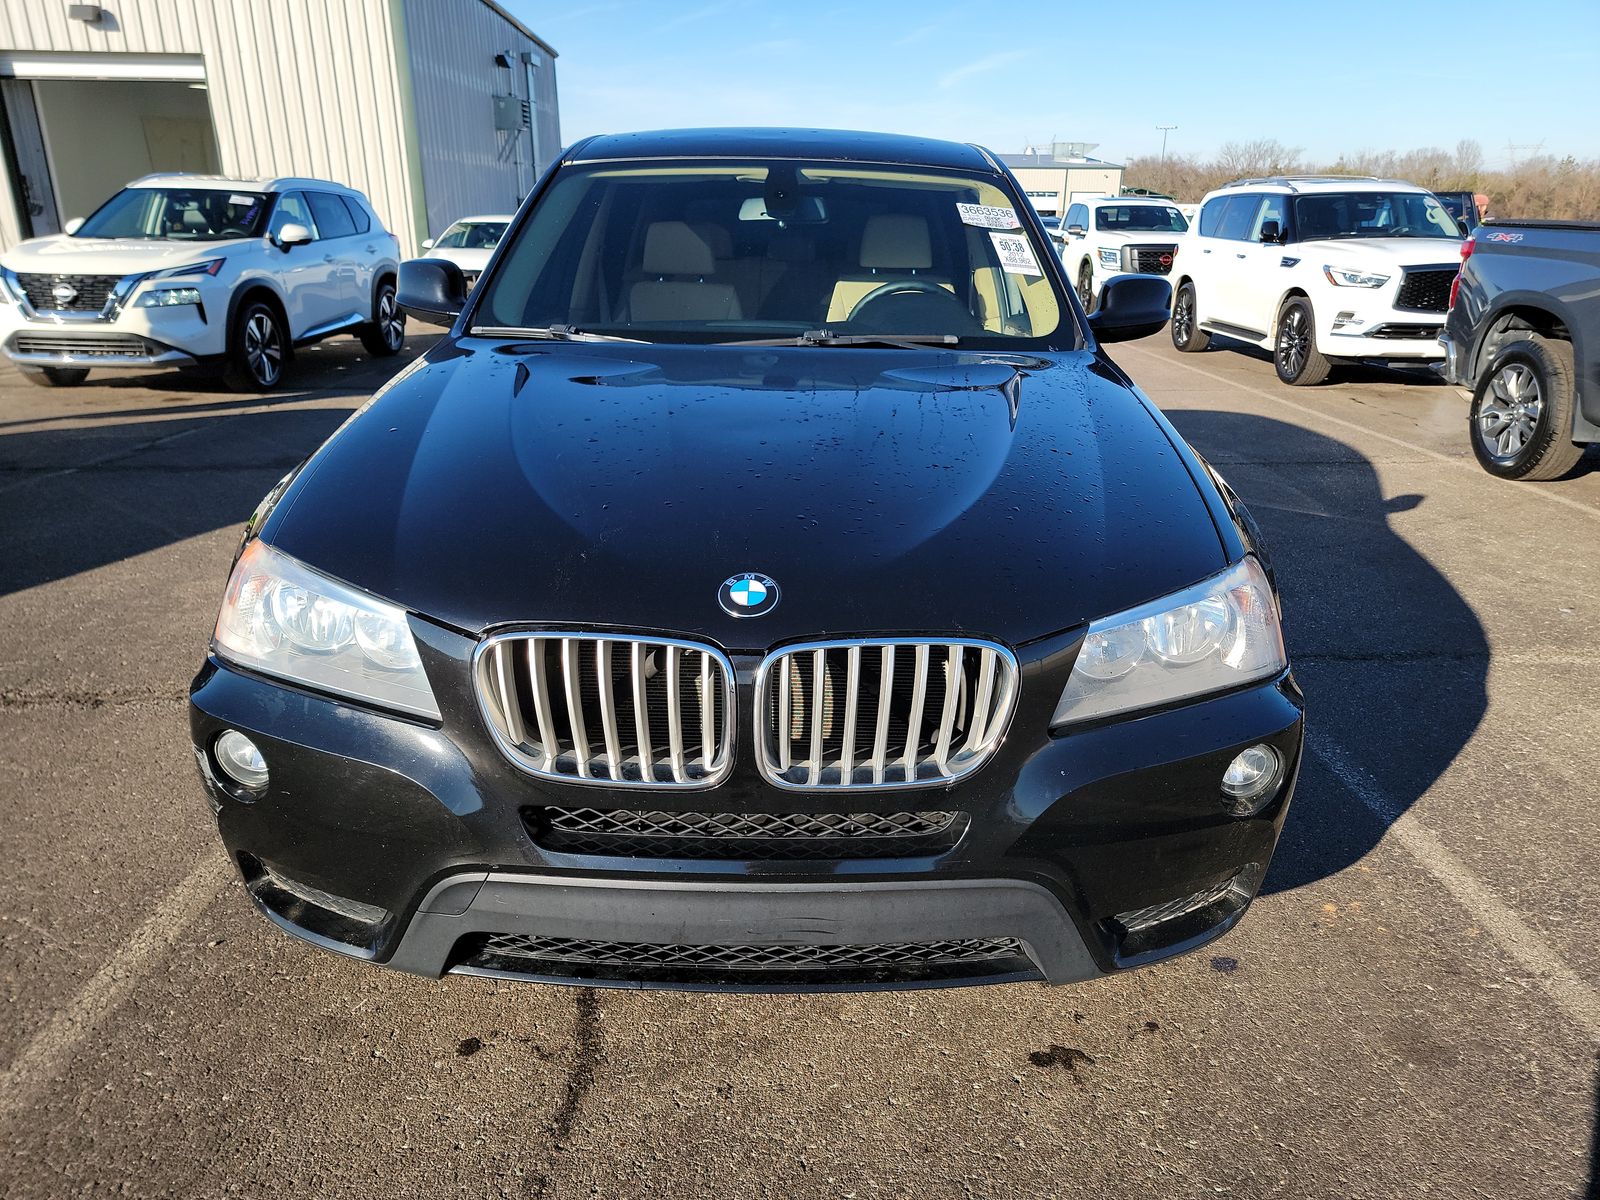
left=1309, top=732, right=1600, bottom=1040
left=0, top=854, right=232, bottom=1126
left=1121, top=345, right=1600, bottom=520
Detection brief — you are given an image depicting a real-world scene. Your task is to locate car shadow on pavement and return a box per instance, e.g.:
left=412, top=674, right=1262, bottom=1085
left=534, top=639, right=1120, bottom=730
left=1164, top=408, right=1489, bottom=896
left=0, top=405, right=353, bottom=599
left=1203, top=334, right=1450, bottom=388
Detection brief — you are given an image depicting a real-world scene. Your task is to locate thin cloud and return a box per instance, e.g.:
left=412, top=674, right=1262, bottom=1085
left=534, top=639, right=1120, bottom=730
left=659, top=0, right=740, bottom=30
left=938, top=50, right=1030, bottom=90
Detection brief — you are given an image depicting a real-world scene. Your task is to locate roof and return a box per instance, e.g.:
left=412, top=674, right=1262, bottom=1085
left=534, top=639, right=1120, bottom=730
left=128, top=173, right=360, bottom=195
left=997, top=152, right=1124, bottom=170
left=1215, top=175, right=1430, bottom=194
left=569, top=128, right=997, bottom=171
left=476, top=0, right=558, bottom=58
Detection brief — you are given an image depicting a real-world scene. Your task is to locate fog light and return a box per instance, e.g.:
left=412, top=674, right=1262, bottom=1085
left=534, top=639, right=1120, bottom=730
left=214, top=730, right=268, bottom=790
left=1221, top=744, right=1282, bottom=814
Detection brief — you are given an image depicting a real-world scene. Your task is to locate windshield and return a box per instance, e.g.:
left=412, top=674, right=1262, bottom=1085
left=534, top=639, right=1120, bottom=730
left=1094, top=204, right=1188, bottom=233
left=435, top=220, right=508, bottom=250
left=74, top=187, right=271, bottom=241
left=1291, top=191, right=1461, bottom=240
left=474, top=158, right=1068, bottom=346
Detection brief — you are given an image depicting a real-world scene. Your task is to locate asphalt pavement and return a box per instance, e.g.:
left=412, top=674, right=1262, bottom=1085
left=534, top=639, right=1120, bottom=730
left=1, top=329, right=1597, bottom=1199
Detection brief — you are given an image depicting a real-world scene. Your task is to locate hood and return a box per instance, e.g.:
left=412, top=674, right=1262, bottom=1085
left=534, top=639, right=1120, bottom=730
left=421, top=247, right=495, bottom=272
left=2, top=234, right=245, bottom=274
left=1299, top=236, right=1462, bottom=267
left=265, top=342, right=1227, bottom=648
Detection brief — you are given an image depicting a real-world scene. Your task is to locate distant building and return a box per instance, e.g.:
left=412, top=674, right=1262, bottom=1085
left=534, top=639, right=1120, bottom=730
left=999, top=143, right=1124, bottom=216
left=0, top=0, right=560, bottom=255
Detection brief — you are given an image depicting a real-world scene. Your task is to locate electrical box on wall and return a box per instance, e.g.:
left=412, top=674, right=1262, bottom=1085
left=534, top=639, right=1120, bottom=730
left=493, top=95, right=530, bottom=132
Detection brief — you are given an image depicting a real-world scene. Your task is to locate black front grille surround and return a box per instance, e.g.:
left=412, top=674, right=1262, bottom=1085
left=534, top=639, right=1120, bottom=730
left=1394, top=267, right=1457, bottom=313
left=14, top=271, right=122, bottom=312
left=12, top=333, right=155, bottom=358
left=458, top=931, right=1037, bottom=985
left=524, top=804, right=967, bottom=860
left=1121, top=244, right=1178, bottom=275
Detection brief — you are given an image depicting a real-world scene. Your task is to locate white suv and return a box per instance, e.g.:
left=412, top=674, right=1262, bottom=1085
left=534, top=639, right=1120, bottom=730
left=1169, top=176, right=1463, bottom=385
left=1052, top=196, right=1188, bottom=311
left=0, top=174, right=404, bottom=390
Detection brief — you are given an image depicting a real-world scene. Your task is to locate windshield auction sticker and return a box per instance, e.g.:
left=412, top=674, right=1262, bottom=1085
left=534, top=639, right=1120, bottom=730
left=989, top=231, right=1043, bottom=275
left=957, top=203, right=1021, bottom=229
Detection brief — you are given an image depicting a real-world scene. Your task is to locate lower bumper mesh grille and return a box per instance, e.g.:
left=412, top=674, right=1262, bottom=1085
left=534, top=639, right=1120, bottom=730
left=12, top=333, right=154, bottom=358
left=460, top=932, right=1034, bottom=985
left=525, top=805, right=966, bottom=860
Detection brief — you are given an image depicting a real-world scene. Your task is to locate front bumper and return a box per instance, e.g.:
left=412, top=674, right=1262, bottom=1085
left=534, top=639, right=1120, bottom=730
left=0, top=294, right=225, bottom=369
left=189, top=623, right=1304, bottom=992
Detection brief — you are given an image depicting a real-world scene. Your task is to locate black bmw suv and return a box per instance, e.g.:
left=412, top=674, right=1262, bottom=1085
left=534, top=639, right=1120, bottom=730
left=189, top=128, right=1303, bottom=991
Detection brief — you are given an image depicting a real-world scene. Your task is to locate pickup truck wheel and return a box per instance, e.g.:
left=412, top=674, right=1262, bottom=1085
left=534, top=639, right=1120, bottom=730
left=1076, top=263, right=1095, bottom=312
left=359, top=281, right=406, bottom=357
left=1171, top=283, right=1210, bottom=352
left=1274, top=298, right=1331, bottom=385
left=21, top=366, right=90, bottom=387
left=1469, top=335, right=1583, bottom=481
left=224, top=300, right=286, bottom=392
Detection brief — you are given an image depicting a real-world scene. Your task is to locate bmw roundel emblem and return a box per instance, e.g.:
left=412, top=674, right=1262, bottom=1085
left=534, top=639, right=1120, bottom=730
left=718, top=571, right=780, bottom=618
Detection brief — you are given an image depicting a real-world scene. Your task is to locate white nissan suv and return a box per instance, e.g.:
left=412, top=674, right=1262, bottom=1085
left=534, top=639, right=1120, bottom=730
left=1169, top=176, right=1463, bottom=384
left=1051, top=195, right=1188, bottom=311
left=0, top=174, right=404, bottom=390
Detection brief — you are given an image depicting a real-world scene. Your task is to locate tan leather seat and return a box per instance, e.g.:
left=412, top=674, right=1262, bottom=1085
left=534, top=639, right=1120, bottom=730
left=628, top=222, right=743, bottom=322
left=826, top=214, right=950, bottom=323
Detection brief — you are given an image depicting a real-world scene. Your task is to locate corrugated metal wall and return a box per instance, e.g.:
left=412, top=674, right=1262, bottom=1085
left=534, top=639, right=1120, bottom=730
left=402, top=0, right=559, bottom=240
left=0, top=0, right=559, bottom=255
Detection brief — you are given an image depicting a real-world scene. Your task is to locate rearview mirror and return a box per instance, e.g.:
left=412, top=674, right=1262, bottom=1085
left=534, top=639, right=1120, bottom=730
left=1259, top=219, right=1282, bottom=243
left=421, top=237, right=435, bottom=250
left=1087, top=275, right=1171, bottom=344
left=398, top=257, right=468, bottom=326
left=63, top=217, right=84, bottom=235
left=275, top=222, right=313, bottom=249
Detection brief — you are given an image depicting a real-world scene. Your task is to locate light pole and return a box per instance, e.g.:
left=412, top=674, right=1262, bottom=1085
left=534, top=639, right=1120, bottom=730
left=1157, top=124, right=1178, bottom=162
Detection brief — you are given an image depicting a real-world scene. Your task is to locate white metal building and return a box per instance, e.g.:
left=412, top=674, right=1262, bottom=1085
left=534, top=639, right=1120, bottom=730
left=0, top=0, right=559, bottom=256
left=1000, top=144, right=1124, bottom=217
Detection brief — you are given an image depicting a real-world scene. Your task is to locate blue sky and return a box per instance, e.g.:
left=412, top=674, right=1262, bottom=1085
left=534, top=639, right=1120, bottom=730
left=507, top=0, right=1600, bottom=168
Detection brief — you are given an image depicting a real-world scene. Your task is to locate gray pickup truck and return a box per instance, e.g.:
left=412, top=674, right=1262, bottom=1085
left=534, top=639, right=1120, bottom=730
left=1440, top=220, right=1600, bottom=480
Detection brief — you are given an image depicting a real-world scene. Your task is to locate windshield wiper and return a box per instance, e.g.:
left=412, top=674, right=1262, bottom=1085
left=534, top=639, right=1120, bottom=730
left=469, top=324, right=649, bottom=344
left=718, top=329, right=962, bottom=349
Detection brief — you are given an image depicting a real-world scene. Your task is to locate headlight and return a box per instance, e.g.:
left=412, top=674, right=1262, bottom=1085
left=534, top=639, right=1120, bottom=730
left=1051, top=557, right=1285, bottom=728
left=213, top=540, right=440, bottom=720
left=138, top=287, right=202, bottom=307
left=1322, top=264, right=1389, bottom=288
left=1097, top=247, right=1121, bottom=268
left=156, top=258, right=225, bottom=278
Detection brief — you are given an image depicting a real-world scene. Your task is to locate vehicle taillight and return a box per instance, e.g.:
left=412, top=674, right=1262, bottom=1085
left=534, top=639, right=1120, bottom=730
left=1448, top=236, right=1474, bottom=311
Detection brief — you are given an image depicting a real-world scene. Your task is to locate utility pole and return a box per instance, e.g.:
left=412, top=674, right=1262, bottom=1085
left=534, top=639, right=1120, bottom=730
left=1157, top=124, right=1178, bottom=162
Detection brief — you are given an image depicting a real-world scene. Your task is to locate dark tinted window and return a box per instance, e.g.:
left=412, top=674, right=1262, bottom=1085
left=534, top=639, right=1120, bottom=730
left=1215, top=194, right=1263, bottom=241
left=1197, top=197, right=1227, bottom=237
left=308, top=192, right=357, bottom=238
left=340, top=195, right=371, bottom=234
left=1093, top=204, right=1187, bottom=233
left=1066, top=204, right=1087, bottom=228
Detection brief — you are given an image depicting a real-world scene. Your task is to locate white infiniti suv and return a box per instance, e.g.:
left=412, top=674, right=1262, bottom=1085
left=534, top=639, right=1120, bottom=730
left=0, top=174, right=404, bottom=390
left=1169, top=176, right=1462, bottom=385
left=1051, top=195, right=1188, bottom=311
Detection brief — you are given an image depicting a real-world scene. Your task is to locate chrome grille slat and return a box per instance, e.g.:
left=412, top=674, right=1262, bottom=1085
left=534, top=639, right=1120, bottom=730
left=757, top=638, right=1018, bottom=791
left=476, top=633, right=735, bottom=789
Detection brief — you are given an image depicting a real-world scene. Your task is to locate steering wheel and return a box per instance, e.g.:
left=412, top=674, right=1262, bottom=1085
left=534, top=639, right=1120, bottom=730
left=846, top=279, right=951, bottom=323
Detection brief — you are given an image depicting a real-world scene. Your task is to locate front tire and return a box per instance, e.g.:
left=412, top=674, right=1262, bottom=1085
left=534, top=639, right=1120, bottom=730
left=21, top=366, right=90, bottom=387
left=359, top=280, right=405, bottom=357
left=1274, top=297, right=1331, bottom=386
left=1469, top=335, right=1583, bottom=481
left=1076, top=263, right=1095, bottom=312
left=1171, top=282, right=1210, bottom=352
left=223, top=299, right=287, bottom=392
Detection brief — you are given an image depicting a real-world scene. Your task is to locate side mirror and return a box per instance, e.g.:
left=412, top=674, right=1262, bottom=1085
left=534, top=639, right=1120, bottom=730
left=421, top=237, right=435, bottom=250
left=1087, top=274, right=1171, bottom=344
left=1066, top=223, right=1085, bottom=237
left=275, top=222, right=313, bottom=249
left=1259, top=219, right=1282, bottom=244
left=63, top=217, right=85, bottom=235
left=398, top=257, right=467, bottom=326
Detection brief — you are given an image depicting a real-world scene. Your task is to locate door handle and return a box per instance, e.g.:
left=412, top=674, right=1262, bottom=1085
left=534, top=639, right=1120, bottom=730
left=1201, top=248, right=1211, bottom=254
left=1235, top=253, right=1247, bottom=259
